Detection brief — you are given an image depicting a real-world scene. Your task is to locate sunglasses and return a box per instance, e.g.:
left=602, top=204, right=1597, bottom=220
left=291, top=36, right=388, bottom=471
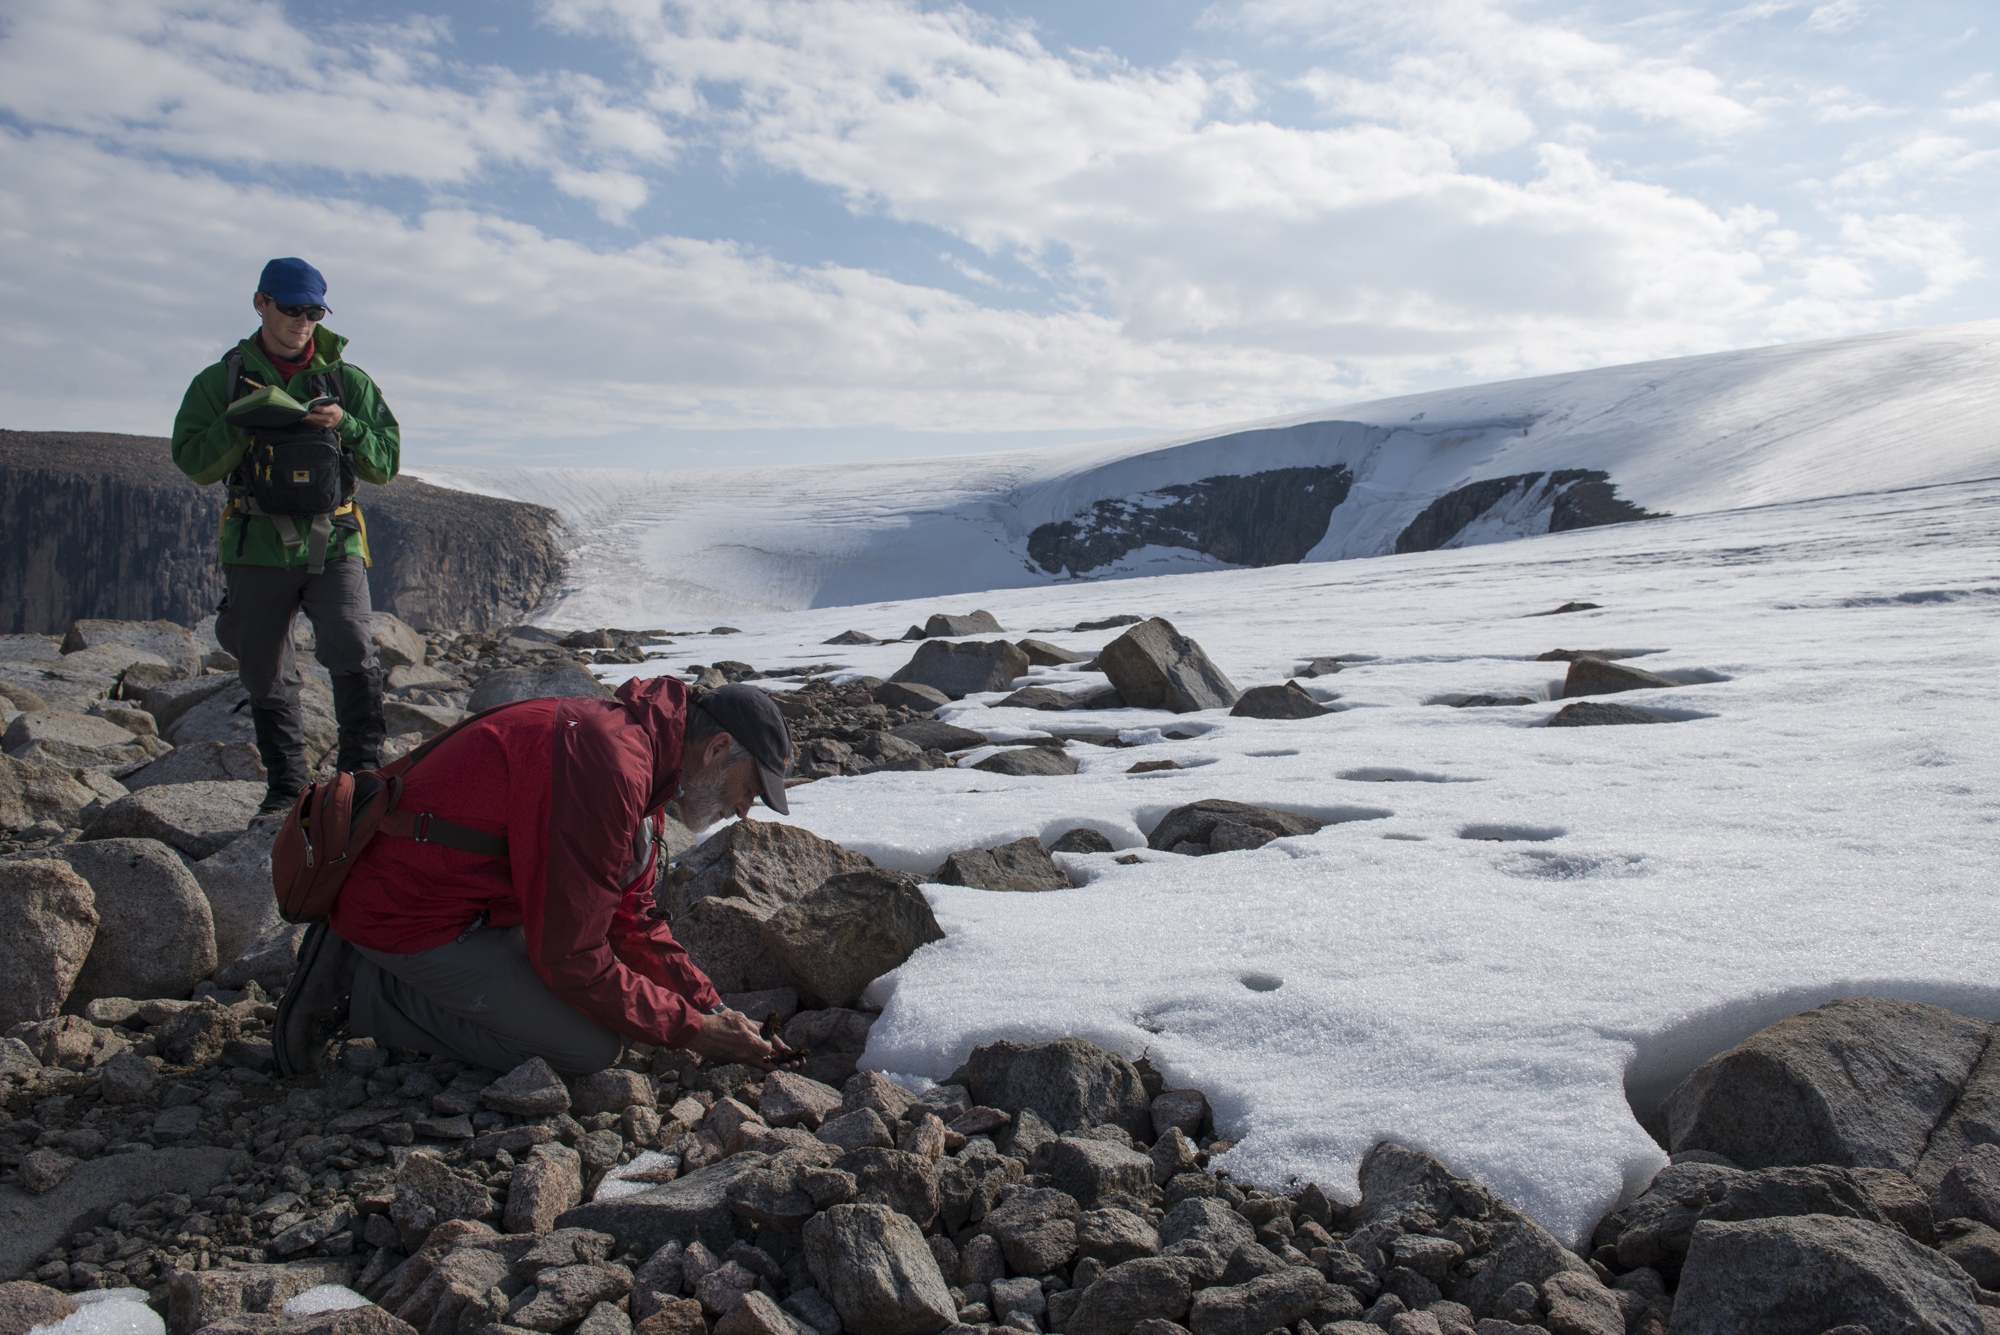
left=265, top=298, right=327, bottom=321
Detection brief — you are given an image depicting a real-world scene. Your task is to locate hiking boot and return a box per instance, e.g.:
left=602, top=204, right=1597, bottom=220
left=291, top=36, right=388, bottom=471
left=251, top=703, right=309, bottom=816
left=332, top=668, right=387, bottom=772
left=273, top=922, right=358, bottom=1078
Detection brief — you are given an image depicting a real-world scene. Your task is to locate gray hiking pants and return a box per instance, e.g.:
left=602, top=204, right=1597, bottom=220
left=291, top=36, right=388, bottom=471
left=215, top=558, right=375, bottom=754
left=348, top=924, right=623, bottom=1076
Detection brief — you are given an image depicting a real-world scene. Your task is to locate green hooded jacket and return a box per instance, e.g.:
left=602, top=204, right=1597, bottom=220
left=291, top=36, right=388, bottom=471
left=171, top=325, right=401, bottom=567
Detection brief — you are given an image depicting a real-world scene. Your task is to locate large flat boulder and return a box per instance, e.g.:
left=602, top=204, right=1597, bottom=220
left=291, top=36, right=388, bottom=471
left=971, top=746, right=1079, bottom=777
left=1672, top=1214, right=1982, bottom=1334
left=871, top=682, right=951, bottom=713
left=1146, top=799, right=1325, bottom=854
left=665, top=820, right=877, bottom=920
left=1228, top=682, right=1333, bottom=720
left=141, top=675, right=238, bottom=736
left=888, top=719, right=988, bottom=752
left=922, top=612, right=1002, bottom=638
left=0, top=636, right=61, bottom=665
left=1548, top=701, right=1670, bottom=727
left=167, top=679, right=337, bottom=762
left=935, top=837, right=1070, bottom=892
left=557, top=1154, right=770, bottom=1254
left=39, top=838, right=217, bottom=1006
left=951, top=1039, right=1151, bottom=1140
left=1096, top=619, right=1238, bottom=714
left=0, top=754, right=98, bottom=831
left=61, top=619, right=204, bottom=678
left=1609, top=1160, right=1899, bottom=1271
left=762, top=870, right=946, bottom=1008
left=0, top=1145, right=247, bottom=1281
left=192, top=823, right=284, bottom=965
left=0, top=644, right=170, bottom=712
left=1561, top=656, right=1679, bottom=698
left=466, top=664, right=612, bottom=713
left=83, top=780, right=264, bottom=859
left=123, top=739, right=266, bottom=790
left=680, top=868, right=945, bottom=1008
left=2, top=709, right=170, bottom=774
left=0, top=860, right=98, bottom=1030
left=1653, top=997, right=1992, bottom=1176
left=889, top=641, right=1030, bottom=701
left=1017, top=639, right=1093, bottom=667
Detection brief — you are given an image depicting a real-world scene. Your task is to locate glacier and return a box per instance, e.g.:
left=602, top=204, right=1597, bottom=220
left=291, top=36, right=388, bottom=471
left=421, top=320, right=2000, bottom=627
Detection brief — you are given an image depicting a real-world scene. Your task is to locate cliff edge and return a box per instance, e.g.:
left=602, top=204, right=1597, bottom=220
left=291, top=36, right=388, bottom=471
left=0, top=430, right=567, bottom=633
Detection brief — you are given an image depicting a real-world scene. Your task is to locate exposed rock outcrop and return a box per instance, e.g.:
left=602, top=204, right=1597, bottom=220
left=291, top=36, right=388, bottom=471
left=1394, top=470, right=1661, bottom=555
left=1029, top=468, right=1353, bottom=577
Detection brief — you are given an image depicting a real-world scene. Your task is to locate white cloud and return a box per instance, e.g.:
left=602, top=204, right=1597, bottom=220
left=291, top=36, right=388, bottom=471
left=0, top=129, right=1379, bottom=451
left=0, top=0, right=1990, bottom=463
left=1805, top=0, right=1868, bottom=35
left=0, top=0, right=658, bottom=190
left=550, top=0, right=1898, bottom=374
left=1233, top=0, right=1761, bottom=138
left=553, top=167, right=652, bottom=222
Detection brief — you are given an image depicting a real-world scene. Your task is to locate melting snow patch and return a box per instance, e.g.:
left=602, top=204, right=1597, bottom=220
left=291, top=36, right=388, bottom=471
left=30, top=1293, right=162, bottom=1335
left=592, top=1150, right=678, bottom=1201
left=281, top=1287, right=372, bottom=1317
left=559, top=474, right=2000, bottom=1252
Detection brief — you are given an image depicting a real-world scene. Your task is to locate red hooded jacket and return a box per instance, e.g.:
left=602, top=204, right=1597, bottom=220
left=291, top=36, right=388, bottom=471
left=330, top=676, right=721, bottom=1047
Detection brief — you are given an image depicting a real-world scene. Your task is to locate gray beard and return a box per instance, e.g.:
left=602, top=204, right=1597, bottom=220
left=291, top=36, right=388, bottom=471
left=677, top=765, right=730, bottom=832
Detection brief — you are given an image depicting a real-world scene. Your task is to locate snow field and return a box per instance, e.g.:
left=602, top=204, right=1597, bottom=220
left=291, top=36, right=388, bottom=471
left=597, top=475, right=2000, bottom=1249
left=431, top=320, right=2000, bottom=625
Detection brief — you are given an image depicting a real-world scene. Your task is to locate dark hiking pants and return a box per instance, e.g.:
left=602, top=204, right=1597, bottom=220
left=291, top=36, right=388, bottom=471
left=347, top=924, right=623, bottom=1076
left=215, top=558, right=375, bottom=760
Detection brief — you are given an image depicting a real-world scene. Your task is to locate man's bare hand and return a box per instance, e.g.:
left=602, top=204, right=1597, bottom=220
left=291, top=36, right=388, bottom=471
left=685, top=1008, right=786, bottom=1069
left=303, top=403, right=345, bottom=430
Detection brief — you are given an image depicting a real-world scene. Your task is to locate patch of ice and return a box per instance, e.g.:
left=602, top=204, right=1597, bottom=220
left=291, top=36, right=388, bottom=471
left=30, top=1294, right=163, bottom=1335
left=592, top=1150, right=679, bottom=1201
left=280, top=1287, right=372, bottom=1317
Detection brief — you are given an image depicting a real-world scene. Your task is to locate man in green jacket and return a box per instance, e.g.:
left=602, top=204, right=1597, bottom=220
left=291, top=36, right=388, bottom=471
left=172, top=258, right=401, bottom=814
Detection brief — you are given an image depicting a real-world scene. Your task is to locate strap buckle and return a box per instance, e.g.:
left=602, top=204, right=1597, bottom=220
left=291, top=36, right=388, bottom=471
left=411, top=811, right=433, bottom=843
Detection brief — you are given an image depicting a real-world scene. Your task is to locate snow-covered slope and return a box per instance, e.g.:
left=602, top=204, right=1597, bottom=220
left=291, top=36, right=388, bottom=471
left=422, top=321, right=2000, bottom=627
left=591, top=473, right=2000, bottom=1248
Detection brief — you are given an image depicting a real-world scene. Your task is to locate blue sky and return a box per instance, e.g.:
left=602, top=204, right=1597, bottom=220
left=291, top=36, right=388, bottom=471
left=0, top=0, right=1993, bottom=469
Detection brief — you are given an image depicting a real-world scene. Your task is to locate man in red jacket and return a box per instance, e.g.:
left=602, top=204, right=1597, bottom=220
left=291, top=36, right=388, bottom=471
left=273, top=678, right=795, bottom=1076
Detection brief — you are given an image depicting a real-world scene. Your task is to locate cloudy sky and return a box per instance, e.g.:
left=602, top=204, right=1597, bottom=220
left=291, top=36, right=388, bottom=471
left=0, top=0, right=1992, bottom=468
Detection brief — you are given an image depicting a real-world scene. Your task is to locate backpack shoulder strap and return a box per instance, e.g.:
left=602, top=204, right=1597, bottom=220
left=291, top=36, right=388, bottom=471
left=312, top=361, right=345, bottom=407
left=367, top=700, right=536, bottom=858
left=222, top=346, right=246, bottom=402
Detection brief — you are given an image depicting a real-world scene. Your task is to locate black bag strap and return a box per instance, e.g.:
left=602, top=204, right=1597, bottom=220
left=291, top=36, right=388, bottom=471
left=363, top=700, right=543, bottom=859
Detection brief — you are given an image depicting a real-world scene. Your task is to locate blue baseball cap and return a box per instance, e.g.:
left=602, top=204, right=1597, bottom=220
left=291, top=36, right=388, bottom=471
left=257, top=258, right=330, bottom=310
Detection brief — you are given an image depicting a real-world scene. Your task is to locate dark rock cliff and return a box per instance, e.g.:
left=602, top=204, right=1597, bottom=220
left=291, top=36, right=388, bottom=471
left=1027, top=465, right=1354, bottom=576
left=1394, top=469, right=1662, bottom=555
left=0, top=429, right=567, bottom=634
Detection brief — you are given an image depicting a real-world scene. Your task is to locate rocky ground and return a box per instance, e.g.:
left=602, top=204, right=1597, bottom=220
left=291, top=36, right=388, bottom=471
left=6, top=616, right=2000, bottom=1335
